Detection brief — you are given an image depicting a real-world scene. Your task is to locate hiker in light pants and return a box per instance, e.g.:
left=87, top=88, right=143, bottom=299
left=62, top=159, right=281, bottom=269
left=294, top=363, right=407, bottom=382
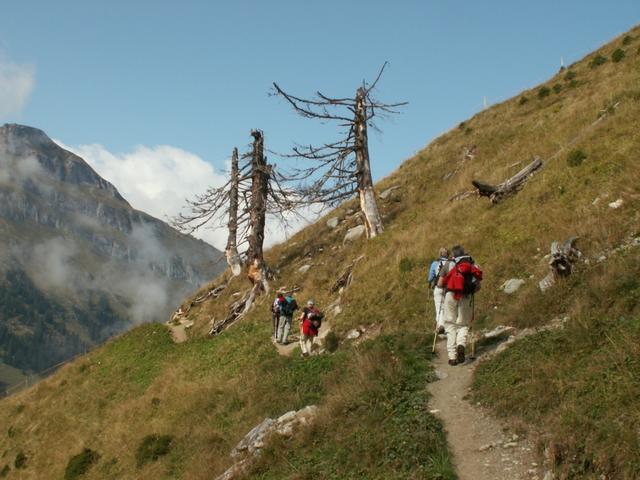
left=299, top=299, right=322, bottom=357
left=441, top=292, right=473, bottom=364
left=438, top=245, right=483, bottom=365
left=277, top=295, right=298, bottom=344
left=429, top=248, right=450, bottom=333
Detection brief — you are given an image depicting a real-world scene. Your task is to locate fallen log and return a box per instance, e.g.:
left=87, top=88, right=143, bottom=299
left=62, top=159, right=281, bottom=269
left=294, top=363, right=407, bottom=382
left=472, top=157, right=543, bottom=204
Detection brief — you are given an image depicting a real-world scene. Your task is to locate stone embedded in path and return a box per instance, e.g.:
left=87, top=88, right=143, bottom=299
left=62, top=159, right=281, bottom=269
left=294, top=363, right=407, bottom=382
left=501, top=278, right=525, bottom=294
left=343, top=225, right=366, bottom=243
left=608, top=198, right=624, bottom=209
left=345, top=329, right=361, bottom=340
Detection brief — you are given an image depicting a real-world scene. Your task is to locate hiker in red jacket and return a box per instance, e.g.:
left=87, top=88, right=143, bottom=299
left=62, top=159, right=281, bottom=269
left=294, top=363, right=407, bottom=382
left=437, top=245, right=483, bottom=366
left=298, top=299, right=323, bottom=357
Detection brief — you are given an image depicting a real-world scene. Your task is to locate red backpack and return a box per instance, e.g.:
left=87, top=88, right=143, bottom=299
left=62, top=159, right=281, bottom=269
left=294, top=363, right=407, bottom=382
left=445, top=256, right=482, bottom=297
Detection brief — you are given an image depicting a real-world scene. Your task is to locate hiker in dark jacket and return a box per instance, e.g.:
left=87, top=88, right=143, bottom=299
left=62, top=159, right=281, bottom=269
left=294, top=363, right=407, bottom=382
left=438, top=245, right=483, bottom=366
left=276, top=294, right=298, bottom=344
left=428, top=247, right=450, bottom=334
left=298, top=299, right=323, bottom=357
left=271, top=293, right=285, bottom=340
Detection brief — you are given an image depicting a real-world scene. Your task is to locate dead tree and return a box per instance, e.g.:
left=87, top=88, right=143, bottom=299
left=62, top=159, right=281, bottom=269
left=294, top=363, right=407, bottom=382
left=174, top=132, right=294, bottom=282
left=225, top=147, right=242, bottom=276
left=272, top=63, right=406, bottom=238
left=539, top=236, right=581, bottom=291
left=472, top=157, right=543, bottom=204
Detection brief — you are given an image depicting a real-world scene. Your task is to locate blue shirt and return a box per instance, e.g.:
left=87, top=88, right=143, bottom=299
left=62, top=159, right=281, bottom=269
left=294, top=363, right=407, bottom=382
left=428, top=257, right=449, bottom=283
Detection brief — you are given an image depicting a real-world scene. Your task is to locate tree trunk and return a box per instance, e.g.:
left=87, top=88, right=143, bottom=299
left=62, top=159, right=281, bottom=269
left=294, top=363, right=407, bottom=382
left=354, top=87, right=384, bottom=238
left=225, top=147, right=242, bottom=276
left=246, top=130, right=270, bottom=294
left=472, top=157, right=543, bottom=204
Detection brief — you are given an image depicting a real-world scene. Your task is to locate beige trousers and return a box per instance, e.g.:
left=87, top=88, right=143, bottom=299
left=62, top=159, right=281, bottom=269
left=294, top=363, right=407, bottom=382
left=300, top=334, right=315, bottom=355
left=442, top=292, right=473, bottom=360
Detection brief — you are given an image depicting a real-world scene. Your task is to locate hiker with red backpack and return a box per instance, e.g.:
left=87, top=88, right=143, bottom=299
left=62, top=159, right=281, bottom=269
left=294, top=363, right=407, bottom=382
left=437, top=245, right=483, bottom=366
left=298, top=299, right=324, bottom=357
left=428, top=247, right=450, bottom=334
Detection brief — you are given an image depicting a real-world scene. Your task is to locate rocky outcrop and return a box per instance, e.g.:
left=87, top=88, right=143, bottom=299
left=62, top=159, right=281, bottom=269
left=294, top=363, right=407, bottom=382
left=216, top=406, right=318, bottom=480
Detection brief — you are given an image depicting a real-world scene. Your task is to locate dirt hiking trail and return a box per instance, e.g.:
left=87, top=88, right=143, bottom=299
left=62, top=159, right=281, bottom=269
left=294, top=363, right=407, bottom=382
left=428, top=339, right=544, bottom=480
left=274, top=320, right=332, bottom=356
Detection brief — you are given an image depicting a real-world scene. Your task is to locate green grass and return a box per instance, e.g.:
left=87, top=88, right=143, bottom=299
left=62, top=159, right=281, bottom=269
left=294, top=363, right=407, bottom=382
left=473, top=253, right=640, bottom=479
left=250, top=333, right=455, bottom=480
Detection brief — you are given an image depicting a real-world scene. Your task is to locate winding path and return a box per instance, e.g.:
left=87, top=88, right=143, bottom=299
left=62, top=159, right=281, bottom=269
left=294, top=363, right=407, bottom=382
left=428, top=338, right=544, bottom=480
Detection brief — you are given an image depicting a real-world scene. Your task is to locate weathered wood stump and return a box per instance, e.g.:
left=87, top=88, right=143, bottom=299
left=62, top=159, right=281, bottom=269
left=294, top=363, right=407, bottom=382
left=539, top=236, right=581, bottom=291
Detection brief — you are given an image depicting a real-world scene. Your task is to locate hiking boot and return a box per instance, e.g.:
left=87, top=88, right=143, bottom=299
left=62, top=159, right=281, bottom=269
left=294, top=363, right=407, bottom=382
left=448, top=359, right=458, bottom=366
left=456, top=345, right=465, bottom=364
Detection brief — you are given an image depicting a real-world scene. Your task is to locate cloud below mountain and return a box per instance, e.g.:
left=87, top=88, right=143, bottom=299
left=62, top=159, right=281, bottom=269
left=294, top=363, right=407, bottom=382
left=0, top=55, right=35, bottom=118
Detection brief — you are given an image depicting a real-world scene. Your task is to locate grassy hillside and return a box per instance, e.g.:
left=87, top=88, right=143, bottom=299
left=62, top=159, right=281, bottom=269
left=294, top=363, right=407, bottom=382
left=0, top=25, right=639, bottom=479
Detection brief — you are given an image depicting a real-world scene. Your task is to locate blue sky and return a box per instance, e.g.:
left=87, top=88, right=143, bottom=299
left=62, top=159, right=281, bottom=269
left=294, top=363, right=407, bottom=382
left=1, top=1, right=638, bottom=247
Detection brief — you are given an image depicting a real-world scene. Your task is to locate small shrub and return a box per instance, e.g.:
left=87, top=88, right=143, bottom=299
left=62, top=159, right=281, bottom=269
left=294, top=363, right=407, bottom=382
left=464, top=127, right=473, bottom=135
left=135, top=435, right=173, bottom=467
left=458, top=121, right=466, bottom=130
left=622, top=35, right=633, bottom=46
left=151, top=397, right=161, bottom=407
left=538, top=86, right=551, bottom=99
left=590, top=55, right=607, bottom=68
left=611, top=48, right=625, bottom=63
left=564, top=70, right=577, bottom=81
left=518, top=96, right=529, bottom=105
left=324, top=331, right=339, bottom=353
left=0, top=465, right=9, bottom=478
left=14, top=452, right=26, bottom=469
left=568, top=79, right=579, bottom=89
left=64, top=449, right=100, bottom=480
left=553, top=83, right=562, bottom=94
left=567, top=149, right=587, bottom=167
left=7, top=426, right=15, bottom=438
left=398, top=257, right=413, bottom=273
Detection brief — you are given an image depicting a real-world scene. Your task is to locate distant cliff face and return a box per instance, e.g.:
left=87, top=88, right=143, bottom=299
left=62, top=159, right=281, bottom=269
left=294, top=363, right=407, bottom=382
left=0, top=124, right=224, bottom=377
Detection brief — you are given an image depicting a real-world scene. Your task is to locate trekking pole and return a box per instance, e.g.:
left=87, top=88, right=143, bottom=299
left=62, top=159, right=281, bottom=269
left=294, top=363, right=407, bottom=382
left=469, top=294, right=476, bottom=360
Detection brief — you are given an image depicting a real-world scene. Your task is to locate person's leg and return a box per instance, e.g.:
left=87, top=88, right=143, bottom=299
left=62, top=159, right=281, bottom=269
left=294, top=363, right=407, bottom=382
left=455, top=295, right=473, bottom=362
left=433, top=287, right=445, bottom=329
left=281, top=316, right=292, bottom=343
left=442, top=292, right=459, bottom=361
left=300, top=334, right=309, bottom=355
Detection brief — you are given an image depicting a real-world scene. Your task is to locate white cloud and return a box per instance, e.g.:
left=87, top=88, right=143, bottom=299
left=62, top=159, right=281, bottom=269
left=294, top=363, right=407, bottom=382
left=0, top=56, right=35, bottom=118
left=54, top=140, right=320, bottom=251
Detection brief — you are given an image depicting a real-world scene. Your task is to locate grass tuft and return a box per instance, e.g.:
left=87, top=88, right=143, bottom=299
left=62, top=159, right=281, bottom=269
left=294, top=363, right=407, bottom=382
left=135, top=434, right=173, bottom=467
left=64, top=448, right=100, bottom=480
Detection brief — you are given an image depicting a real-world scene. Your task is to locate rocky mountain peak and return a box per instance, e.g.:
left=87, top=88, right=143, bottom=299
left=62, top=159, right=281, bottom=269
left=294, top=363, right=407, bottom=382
left=0, top=123, right=126, bottom=203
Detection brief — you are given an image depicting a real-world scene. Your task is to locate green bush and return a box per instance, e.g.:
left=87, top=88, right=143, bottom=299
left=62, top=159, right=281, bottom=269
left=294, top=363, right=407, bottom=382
left=567, top=149, right=587, bottom=167
left=518, top=96, right=529, bottom=105
left=324, top=331, right=339, bottom=353
left=64, top=449, right=100, bottom=480
left=553, top=83, right=562, bottom=94
left=564, top=70, right=577, bottom=81
left=538, top=86, right=551, bottom=98
left=14, top=452, right=26, bottom=469
left=568, top=79, right=579, bottom=89
left=612, top=48, right=626, bottom=63
left=590, top=55, right=608, bottom=68
left=0, top=465, right=9, bottom=478
left=135, top=435, right=173, bottom=467
left=622, top=35, right=633, bottom=46
left=398, top=257, right=413, bottom=273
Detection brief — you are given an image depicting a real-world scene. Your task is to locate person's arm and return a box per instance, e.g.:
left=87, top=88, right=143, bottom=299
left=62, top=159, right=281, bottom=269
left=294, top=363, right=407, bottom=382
left=427, top=261, right=436, bottom=283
